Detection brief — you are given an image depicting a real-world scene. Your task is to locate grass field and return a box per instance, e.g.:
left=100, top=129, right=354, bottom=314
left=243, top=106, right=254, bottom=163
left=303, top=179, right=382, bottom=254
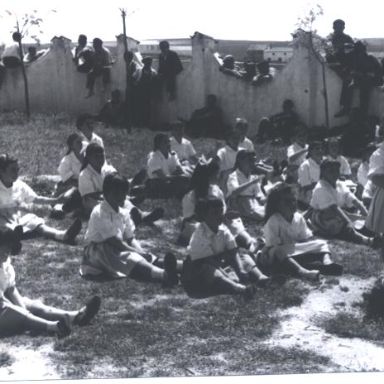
left=0, top=112, right=383, bottom=379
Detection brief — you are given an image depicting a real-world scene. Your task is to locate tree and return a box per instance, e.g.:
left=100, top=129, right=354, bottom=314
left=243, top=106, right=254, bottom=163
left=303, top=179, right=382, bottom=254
left=2, top=9, right=56, bottom=119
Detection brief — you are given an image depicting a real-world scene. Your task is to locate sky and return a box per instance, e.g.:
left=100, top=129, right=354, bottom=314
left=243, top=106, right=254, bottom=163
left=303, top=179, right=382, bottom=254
left=1, top=0, right=384, bottom=45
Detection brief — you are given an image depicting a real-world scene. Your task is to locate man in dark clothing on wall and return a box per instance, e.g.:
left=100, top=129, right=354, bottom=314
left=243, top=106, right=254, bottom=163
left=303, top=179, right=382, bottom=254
left=73, top=34, right=94, bottom=73
left=158, top=40, right=183, bottom=100
left=326, top=19, right=354, bottom=64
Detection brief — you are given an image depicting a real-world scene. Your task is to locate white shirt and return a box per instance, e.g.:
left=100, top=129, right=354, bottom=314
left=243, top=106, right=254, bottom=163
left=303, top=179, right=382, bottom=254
left=310, top=179, right=356, bottom=210
left=85, top=200, right=135, bottom=244
left=287, top=143, right=308, bottom=166
left=0, top=258, right=16, bottom=298
left=216, top=145, right=238, bottom=172
left=0, top=179, right=37, bottom=209
left=264, top=212, right=312, bottom=247
left=326, top=155, right=351, bottom=176
left=169, top=137, right=196, bottom=162
left=239, top=137, right=254, bottom=152
left=363, top=143, right=384, bottom=199
left=226, top=169, right=263, bottom=198
left=81, top=132, right=104, bottom=153
left=357, top=161, right=369, bottom=187
left=78, top=163, right=116, bottom=197
left=147, top=150, right=181, bottom=179
left=182, top=185, right=225, bottom=219
left=188, top=222, right=236, bottom=261
left=298, top=158, right=321, bottom=187
left=58, top=152, right=83, bottom=182
left=2, top=43, right=21, bottom=59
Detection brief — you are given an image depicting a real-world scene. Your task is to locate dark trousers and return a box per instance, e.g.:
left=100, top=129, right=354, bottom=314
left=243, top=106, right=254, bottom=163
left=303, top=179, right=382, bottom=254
left=86, top=67, right=111, bottom=92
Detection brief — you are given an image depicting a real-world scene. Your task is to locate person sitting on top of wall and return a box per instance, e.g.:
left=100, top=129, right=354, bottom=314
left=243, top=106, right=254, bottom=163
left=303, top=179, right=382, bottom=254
left=220, top=55, right=242, bottom=78
left=73, top=34, right=94, bottom=74
left=252, top=60, right=274, bottom=86
left=1, top=32, right=23, bottom=69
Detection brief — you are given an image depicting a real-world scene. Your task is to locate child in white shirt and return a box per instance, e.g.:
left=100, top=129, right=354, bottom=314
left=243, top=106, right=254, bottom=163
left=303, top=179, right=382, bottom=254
left=81, top=174, right=178, bottom=286
left=76, top=114, right=104, bottom=152
left=325, top=137, right=352, bottom=179
left=0, top=230, right=100, bottom=338
left=286, top=125, right=308, bottom=182
left=0, top=154, right=81, bottom=244
left=235, top=117, right=255, bottom=151
left=181, top=197, right=268, bottom=298
left=259, top=182, right=342, bottom=280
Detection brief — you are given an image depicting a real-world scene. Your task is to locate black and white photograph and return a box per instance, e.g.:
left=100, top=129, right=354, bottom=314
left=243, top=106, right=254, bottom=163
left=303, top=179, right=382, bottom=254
left=1, top=0, right=384, bottom=382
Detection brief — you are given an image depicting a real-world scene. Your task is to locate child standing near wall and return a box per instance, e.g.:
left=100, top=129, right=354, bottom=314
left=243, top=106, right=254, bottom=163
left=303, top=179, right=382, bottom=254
left=0, top=229, right=101, bottom=338
left=258, top=182, right=342, bottom=280
left=181, top=197, right=268, bottom=299
left=80, top=174, right=178, bottom=286
left=0, top=154, right=81, bottom=244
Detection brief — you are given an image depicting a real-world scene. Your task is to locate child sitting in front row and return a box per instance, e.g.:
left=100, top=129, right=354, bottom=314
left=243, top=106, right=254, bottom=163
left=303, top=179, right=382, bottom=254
left=181, top=197, right=269, bottom=299
left=259, top=182, right=342, bottom=280
left=0, top=154, right=81, bottom=244
left=0, top=229, right=100, bottom=338
left=80, top=174, right=179, bottom=286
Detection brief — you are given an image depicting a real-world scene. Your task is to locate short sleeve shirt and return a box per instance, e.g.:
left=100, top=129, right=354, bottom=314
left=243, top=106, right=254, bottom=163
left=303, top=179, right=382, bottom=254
left=216, top=145, right=238, bottom=172
left=226, top=169, right=262, bottom=198
left=58, top=152, right=83, bottom=182
left=298, top=158, right=321, bottom=187
left=287, top=143, right=308, bottom=166
left=85, top=200, right=135, bottom=244
left=239, top=137, right=254, bottom=152
left=81, top=133, right=105, bottom=153
left=169, top=137, right=196, bottom=162
left=0, top=179, right=37, bottom=209
left=263, top=212, right=312, bottom=246
left=78, top=163, right=116, bottom=197
left=188, top=222, right=237, bottom=261
left=326, top=155, right=351, bottom=176
left=147, top=150, right=181, bottom=179
left=310, top=179, right=356, bottom=210
left=0, top=258, right=16, bottom=297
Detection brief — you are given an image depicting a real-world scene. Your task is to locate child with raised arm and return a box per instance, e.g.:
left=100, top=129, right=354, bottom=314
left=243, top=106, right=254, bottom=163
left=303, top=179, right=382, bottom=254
left=0, top=154, right=81, bottom=244
left=310, top=160, right=378, bottom=246
left=226, top=150, right=265, bottom=221
left=0, top=229, right=100, bottom=338
left=181, top=197, right=268, bottom=298
left=259, top=182, right=342, bottom=280
left=80, top=174, right=178, bottom=286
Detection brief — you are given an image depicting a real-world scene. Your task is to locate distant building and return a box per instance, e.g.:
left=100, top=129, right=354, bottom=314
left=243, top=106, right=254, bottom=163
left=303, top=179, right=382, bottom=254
left=264, top=45, right=293, bottom=63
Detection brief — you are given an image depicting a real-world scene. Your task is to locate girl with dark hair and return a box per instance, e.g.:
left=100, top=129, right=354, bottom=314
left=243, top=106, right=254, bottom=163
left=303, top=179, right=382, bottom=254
left=180, top=159, right=260, bottom=253
left=0, top=154, right=81, bottom=244
left=259, top=182, right=342, bottom=280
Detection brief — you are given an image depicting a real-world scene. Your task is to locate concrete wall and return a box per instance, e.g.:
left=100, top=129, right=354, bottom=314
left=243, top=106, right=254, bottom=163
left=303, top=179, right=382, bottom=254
left=1, top=31, right=384, bottom=135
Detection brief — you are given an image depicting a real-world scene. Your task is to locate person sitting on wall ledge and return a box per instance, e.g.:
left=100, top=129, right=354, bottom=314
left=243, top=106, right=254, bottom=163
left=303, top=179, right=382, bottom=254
left=334, top=41, right=383, bottom=119
left=252, top=60, right=274, bottom=86
left=23, top=46, right=45, bottom=63
left=186, top=94, right=225, bottom=139
left=85, top=38, right=112, bottom=98
left=241, top=62, right=256, bottom=82
left=219, top=55, right=242, bottom=78
left=1, top=32, right=23, bottom=69
left=325, top=19, right=354, bottom=64
left=73, top=34, right=94, bottom=74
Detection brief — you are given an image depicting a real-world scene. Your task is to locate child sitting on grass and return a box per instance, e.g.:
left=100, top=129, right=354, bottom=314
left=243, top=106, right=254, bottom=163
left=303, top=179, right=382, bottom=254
left=259, top=182, right=342, bottom=280
left=310, top=160, right=378, bottom=247
left=0, top=229, right=100, bottom=338
left=76, top=113, right=104, bottom=151
left=286, top=124, right=308, bottom=183
left=235, top=117, right=254, bottom=151
left=78, top=143, right=163, bottom=224
left=180, top=159, right=260, bottom=253
left=298, top=141, right=324, bottom=208
left=80, top=174, right=179, bottom=287
left=226, top=150, right=265, bottom=221
left=146, top=133, right=191, bottom=199
left=0, top=154, right=81, bottom=244
left=181, top=197, right=269, bottom=299
left=325, top=136, right=352, bottom=179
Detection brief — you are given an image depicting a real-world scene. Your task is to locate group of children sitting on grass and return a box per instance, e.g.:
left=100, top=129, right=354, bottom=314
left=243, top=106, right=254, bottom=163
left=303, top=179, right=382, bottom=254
left=1, top=112, right=384, bottom=339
